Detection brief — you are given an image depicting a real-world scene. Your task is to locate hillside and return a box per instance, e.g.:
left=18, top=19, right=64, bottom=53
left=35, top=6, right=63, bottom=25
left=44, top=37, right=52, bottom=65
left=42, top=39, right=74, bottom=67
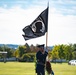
left=0, top=44, right=19, bottom=49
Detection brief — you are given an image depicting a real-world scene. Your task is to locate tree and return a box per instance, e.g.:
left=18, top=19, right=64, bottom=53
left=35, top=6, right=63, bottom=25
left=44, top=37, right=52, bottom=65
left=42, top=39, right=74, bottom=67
left=51, top=45, right=59, bottom=60
left=58, top=44, right=65, bottom=60
left=14, top=49, right=19, bottom=59
left=14, top=45, right=26, bottom=60
left=0, top=46, right=3, bottom=58
left=72, top=44, right=76, bottom=59
left=72, top=51, right=76, bottom=59
left=64, top=44, right=73, bottom=60
left=25, top=43, right=31, bottom=52
left=21, top=54, right=30, bottom=62
left=48, top=51, right=52, bottom=59
left=0, top=45, right=14, bottom=58
left=73, top=44, right=76, bottom=50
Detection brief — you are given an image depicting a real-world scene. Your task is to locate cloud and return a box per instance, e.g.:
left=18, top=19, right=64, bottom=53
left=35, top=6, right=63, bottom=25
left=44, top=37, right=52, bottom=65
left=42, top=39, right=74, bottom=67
left=0, top=2, right=76, bottom=45
left=0, top=6, right=46, bottom=44
left=48, top=10, right=76, bottom=45
left=50, top=0, right=76, bottom=15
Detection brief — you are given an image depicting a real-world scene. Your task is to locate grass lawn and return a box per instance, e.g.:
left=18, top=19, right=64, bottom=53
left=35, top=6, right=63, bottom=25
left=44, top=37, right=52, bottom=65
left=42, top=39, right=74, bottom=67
left=0, top=62, right=76, bottom=75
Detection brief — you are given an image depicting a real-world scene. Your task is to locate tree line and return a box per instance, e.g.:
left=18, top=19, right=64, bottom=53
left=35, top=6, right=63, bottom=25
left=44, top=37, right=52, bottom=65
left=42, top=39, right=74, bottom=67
left=51, top=44, right=76, bottom=61
left=0, top=43, right=76, bottom=62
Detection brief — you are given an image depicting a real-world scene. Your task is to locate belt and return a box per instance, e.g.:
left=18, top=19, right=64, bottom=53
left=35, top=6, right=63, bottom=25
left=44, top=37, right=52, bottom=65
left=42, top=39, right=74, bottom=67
left=37, top=62, right=45, bottom=67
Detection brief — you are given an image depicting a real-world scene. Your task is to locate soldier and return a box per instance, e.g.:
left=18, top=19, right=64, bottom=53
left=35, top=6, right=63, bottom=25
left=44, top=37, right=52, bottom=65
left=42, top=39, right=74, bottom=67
left=36, top=44, right=48, bottom=75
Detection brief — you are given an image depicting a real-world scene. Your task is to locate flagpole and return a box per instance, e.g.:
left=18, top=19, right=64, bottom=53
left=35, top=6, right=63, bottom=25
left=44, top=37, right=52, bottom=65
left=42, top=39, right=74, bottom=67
left=46, top=2, right=49, bottom=49
left=46, top=32, right=48, bottom=49
left=45, top=1, right=49, bottom=62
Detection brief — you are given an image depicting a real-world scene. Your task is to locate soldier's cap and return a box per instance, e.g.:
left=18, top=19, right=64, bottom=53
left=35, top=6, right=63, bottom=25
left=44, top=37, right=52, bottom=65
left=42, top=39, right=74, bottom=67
left=37, top=44, right=44, bottom=48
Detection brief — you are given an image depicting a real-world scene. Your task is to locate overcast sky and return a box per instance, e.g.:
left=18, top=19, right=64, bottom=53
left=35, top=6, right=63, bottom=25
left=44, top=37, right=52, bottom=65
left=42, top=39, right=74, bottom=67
left=0, top=0, right=76, bottom=46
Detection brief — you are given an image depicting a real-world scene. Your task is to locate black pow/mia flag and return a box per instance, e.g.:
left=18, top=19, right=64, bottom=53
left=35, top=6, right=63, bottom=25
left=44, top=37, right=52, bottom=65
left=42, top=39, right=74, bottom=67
left=22, top=7, right=48, bottom=40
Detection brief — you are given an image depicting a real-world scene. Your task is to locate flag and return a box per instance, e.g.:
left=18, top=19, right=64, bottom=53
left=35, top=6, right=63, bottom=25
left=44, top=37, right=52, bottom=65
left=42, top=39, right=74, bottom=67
left=22, top=7, right=48, bottom=40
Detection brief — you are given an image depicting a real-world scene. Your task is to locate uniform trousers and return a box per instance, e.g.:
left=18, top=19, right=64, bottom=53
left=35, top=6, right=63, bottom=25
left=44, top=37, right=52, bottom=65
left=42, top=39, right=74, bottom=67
left=36, top=64, right=45, bottom=75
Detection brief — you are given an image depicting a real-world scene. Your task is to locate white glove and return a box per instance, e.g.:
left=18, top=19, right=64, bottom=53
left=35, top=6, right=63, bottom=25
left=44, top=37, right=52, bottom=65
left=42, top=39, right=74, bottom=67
left=44, top=48, right=48, bottom=53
